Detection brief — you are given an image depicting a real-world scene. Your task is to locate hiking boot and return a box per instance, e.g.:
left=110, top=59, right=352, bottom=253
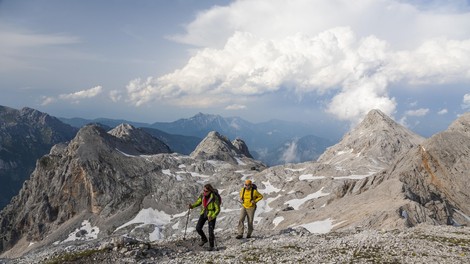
left=246, top=235, right=252, bottom=238
left=235, top=235, right=243, bottom=239
left=208, top=247, right=215, bottom=251
left=198, top=239, right=208, bottom=246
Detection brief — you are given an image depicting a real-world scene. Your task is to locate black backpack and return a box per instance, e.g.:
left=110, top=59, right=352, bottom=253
left=241, top=183, right=257, bottom=201
left=213, top=189, right=222, bottom=206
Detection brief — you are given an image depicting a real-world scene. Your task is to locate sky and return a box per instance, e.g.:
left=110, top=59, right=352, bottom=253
left=1, top=0, right=470, bottom=138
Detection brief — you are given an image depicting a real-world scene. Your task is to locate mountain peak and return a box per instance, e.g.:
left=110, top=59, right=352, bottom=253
left=190, top=131, right=253, bottom=164
left=109, top=123, right=171, bottom=155
left=318, top=109, right=424, bottom=172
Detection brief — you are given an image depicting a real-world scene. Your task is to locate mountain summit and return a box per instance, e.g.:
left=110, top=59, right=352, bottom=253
left=317, top=109, right=424, bottom=174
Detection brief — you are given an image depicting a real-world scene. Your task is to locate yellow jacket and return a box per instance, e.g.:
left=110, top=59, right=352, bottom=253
left=191, top=193, right=220, bottom=219
left=239, top=188, right=263, bottom=208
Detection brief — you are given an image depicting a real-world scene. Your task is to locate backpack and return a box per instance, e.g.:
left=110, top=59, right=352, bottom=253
left=241, top=183, right=257, bottom=201
left=213, top=189, right=222, bottom=206
left=200, top=189, right=222, bottom=206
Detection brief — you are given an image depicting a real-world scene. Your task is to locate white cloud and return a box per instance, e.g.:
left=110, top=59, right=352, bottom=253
left=281, top=140, right=299, bottom=164
left=225, top=104, right=246, bottom=110
left=40, top=96, right=56, bottom=106
left=127, top=0, right=470, bottom=124
left=41, top=86, right=103, bottom=105
left=438, top=108, right=448, bottom=115
left=170, top=0, right=470, bottom=49
left=463, top=93, right=470, bottom=109
left=59, top=86, right=102, bottom=101
left=405, top=108, right=430, bottom=116
left=109, top=90, right=122, bottom=102
left=0, top=26, right=80, bottom=71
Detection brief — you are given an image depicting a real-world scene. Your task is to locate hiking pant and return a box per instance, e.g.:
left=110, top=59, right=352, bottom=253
left=238, top=207, right=256, bottom=236
left=196, top=214, right=216, bottom=247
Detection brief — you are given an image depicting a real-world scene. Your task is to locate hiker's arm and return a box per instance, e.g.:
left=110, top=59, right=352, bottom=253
left=190, top=196, right=202, bottom=208
left=254, top=190, right=263, bottom=203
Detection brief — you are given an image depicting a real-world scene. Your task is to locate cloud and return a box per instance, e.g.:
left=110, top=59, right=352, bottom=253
left=127, top=0, right=470, bottom=124
left=59, top=86, right=102, bottom=101
left=438, top=108, right=448, bottom=115
left=41, top=86, right=103, bottom=105
left=405, top=108, right=430, bottom=116
left=463, top=93, right=470, bottom=109
left=170, top=0, right=470, bottom=49
left=225, top=104, right=246, bottom=110
left=281, top=140, right=299, bottom=164
left=40, top=96, right=56, bottom=106
left=109, top=90, right=122, bottom=103
left=0, top=26, right=80, bottom=71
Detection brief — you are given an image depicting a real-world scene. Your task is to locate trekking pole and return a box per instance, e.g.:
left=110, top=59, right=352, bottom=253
left=183, top=208, right=190, bottom=240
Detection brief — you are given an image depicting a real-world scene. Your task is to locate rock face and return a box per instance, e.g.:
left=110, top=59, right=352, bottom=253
left=108, top=123, right=171, bottom=155
left=0, top=106, right=77, bottom=209
left=318, top=109, right=425, bottom=173
left=394, top=113, right=470, bottom=227
left=190, top=131, right=256, bottom=165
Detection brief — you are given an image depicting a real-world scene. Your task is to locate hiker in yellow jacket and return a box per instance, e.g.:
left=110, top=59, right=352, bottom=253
left=236, top=179, right=263, bottom=239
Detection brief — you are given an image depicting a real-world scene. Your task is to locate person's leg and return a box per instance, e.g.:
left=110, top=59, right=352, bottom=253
left=195, top=214, right=208, bottom=244
left=246, top=207, right=256, bottom=237
left=237, top=207, right=247, bottom=237
left=208, top=218, right=217, bottom=248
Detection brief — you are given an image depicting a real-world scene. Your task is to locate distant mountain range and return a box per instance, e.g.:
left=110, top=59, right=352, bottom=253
left=60, top=112, right=336, bottom=165
left=0, top=105, right=334, bottom=211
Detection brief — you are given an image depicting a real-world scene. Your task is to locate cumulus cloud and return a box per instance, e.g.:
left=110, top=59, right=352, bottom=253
left=41, top=86, right=103, bottom=105
left=463, top=93, right=470, bottom=109
left=59, top=86, right=102, bottom=101
left=126, top=0, right=470, bottom=124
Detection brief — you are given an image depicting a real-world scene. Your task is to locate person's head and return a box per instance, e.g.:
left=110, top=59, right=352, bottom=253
left=203, top=184, right=214, bottom=196
left=244, top=179, right=252, bottom=189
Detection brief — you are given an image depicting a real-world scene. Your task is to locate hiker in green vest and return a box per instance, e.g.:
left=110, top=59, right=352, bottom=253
left=236, top=179, right=263, bottom=239
left=188, top=183, right=220, bottom=251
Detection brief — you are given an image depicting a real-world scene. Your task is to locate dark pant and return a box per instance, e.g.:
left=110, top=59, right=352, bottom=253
left=195, top=214, right=216, bottom=247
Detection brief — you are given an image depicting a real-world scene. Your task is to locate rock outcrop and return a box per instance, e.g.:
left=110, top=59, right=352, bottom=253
left=0, top=106, right=77, bottom=209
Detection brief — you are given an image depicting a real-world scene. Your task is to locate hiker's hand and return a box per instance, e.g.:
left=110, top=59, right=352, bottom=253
left=239, top=198, right=243, bottom=203
left=208, top=216, right=213, bottom=221
left=250, top=200, right=256, bottom=205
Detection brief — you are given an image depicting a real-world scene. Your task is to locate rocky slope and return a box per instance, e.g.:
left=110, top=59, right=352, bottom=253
left=0, top=126, right=264, bottom=258
left=1, top=110, right=470, bottom=262
left=0, top=106, right=77, bottom=209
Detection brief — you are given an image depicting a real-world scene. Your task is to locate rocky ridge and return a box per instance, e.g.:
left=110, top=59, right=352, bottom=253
left=0, top=106, right=77, bottom=209
left=1, top=109, right=470, bottom=262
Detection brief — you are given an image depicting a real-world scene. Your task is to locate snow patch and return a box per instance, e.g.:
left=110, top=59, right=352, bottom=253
left=261, top=181, right=281, bottom=194
left=299, top=174, right=326, bottom=181
left=284, top=187, right=330, bottom=210
left=273, top=216, right=284, bottom=228
left=299, top=218, right=333, bottom=234
left=54, top=220, right=99, bottom=245
left=116, top=208, right=171, bottom=241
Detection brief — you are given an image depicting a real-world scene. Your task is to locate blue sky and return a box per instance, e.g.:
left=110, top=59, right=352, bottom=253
left=1, top=0, right=469, bottom=138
